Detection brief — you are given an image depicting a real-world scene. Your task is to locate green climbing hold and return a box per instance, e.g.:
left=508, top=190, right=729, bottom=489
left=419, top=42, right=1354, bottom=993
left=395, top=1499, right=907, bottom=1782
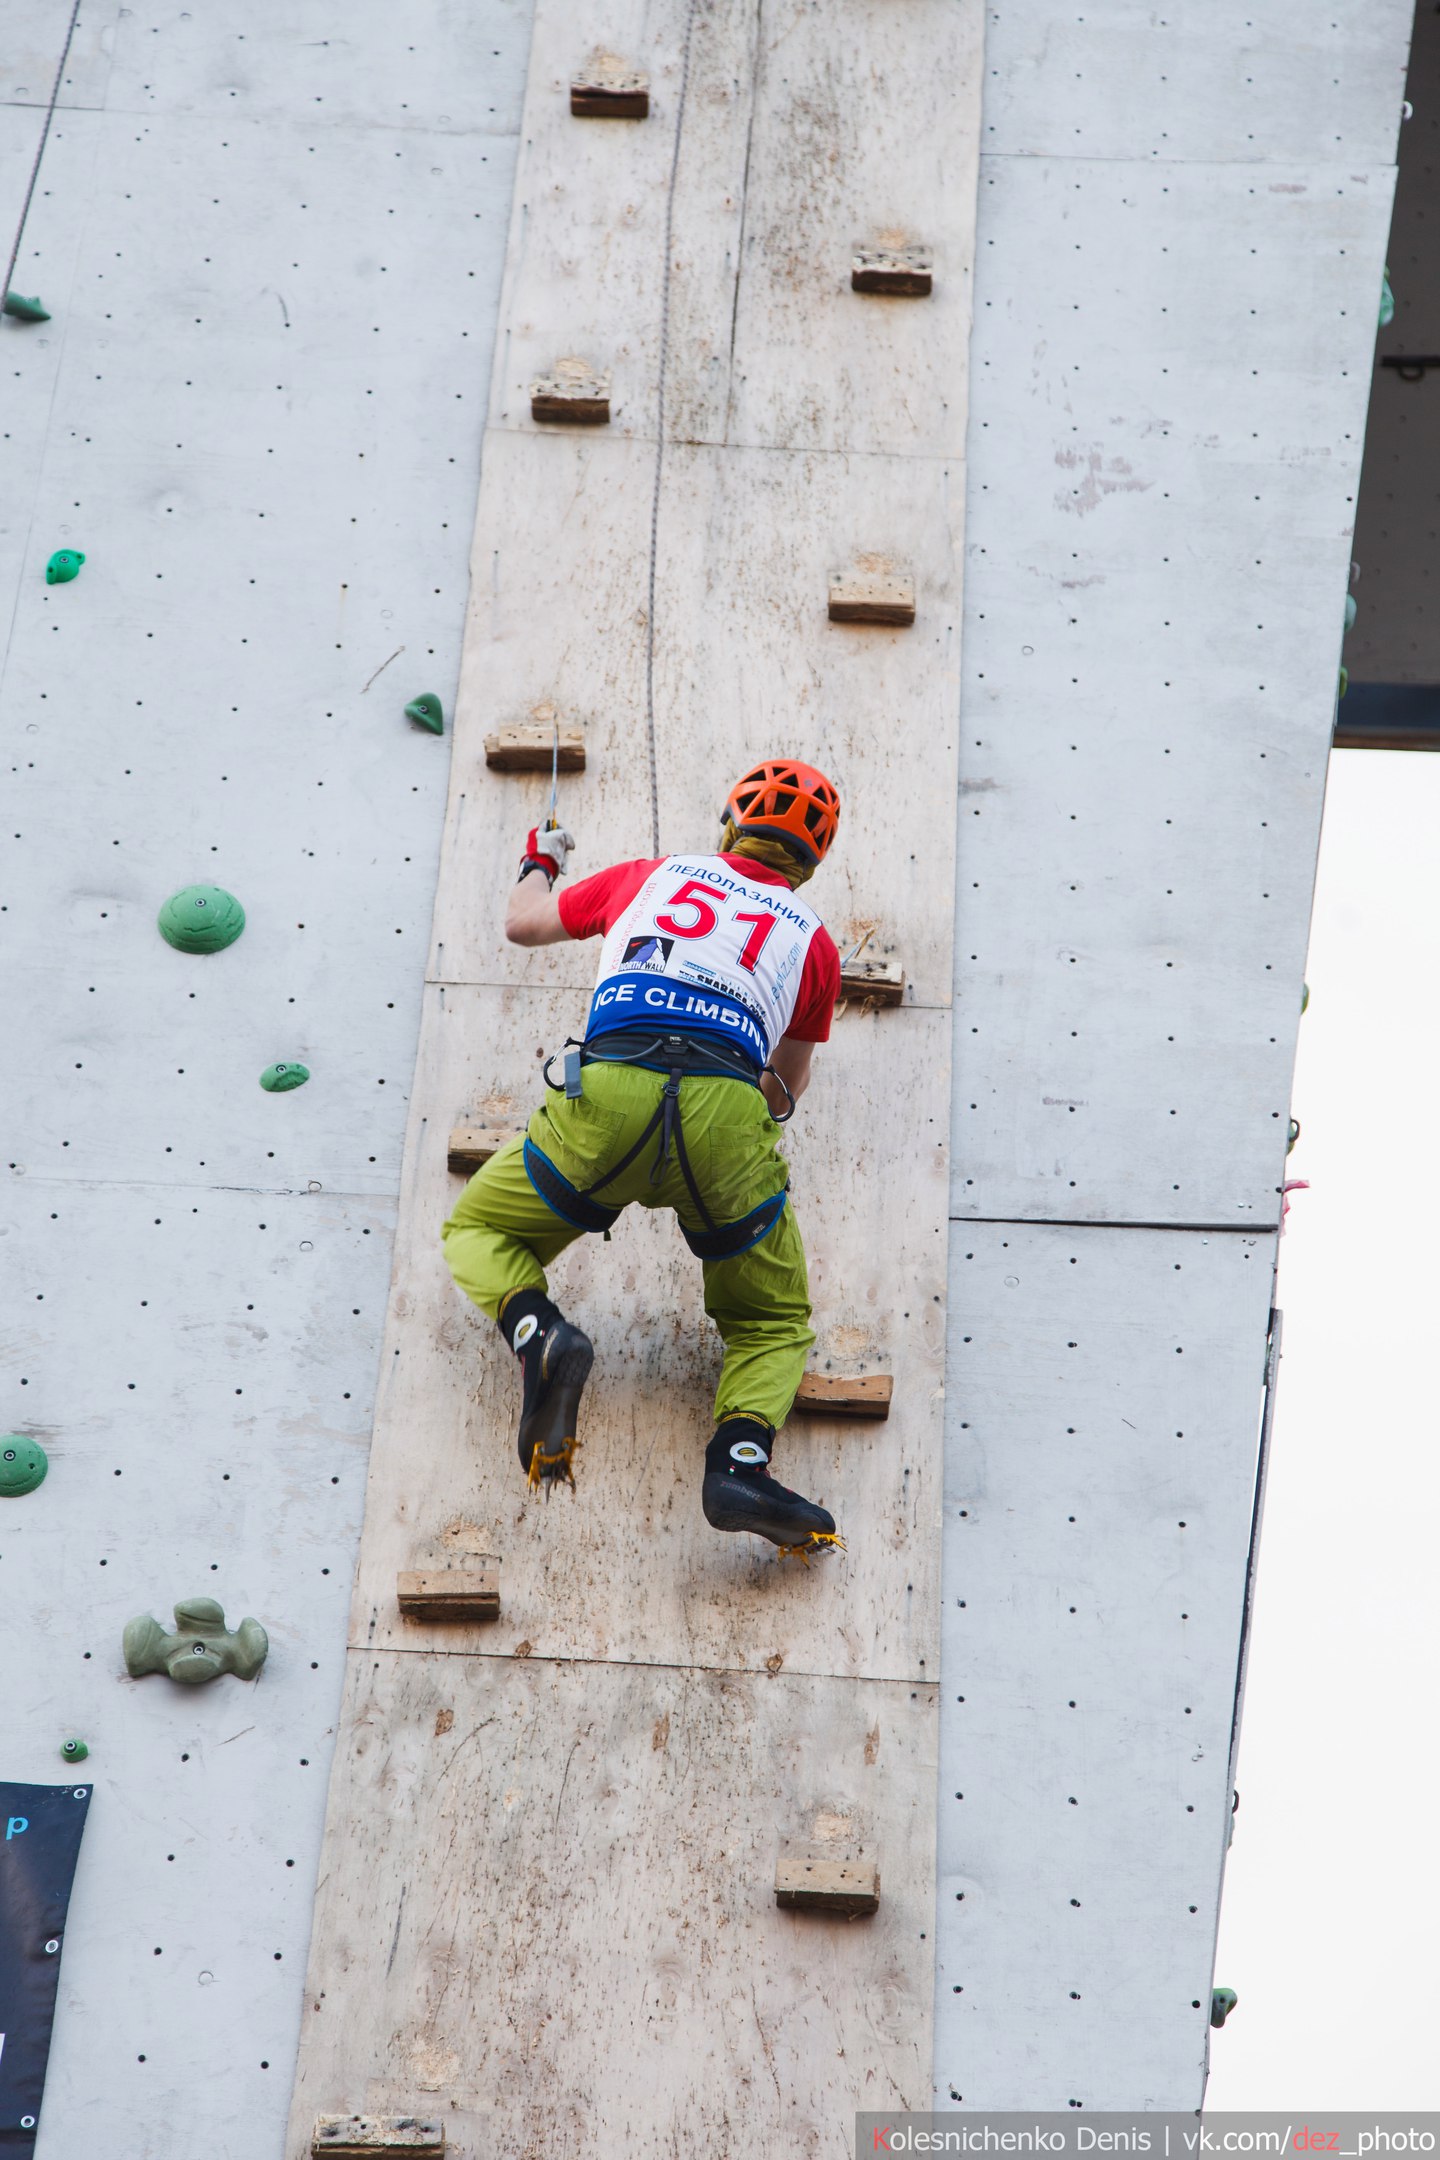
left=1338, top=665, right=1348, bottom=699
left=3, top=292, right=51, bottom=323
left=0, top=1435, right=48, bottom=1498
left=1301, top=982, right=1310, bottom=1013
left=1211, top=1987, right=1239, bottom=2030
left=124, top=1597, right=269, bottom=1685
left=157, top=884, right=246, bottom=954
left=260, top=1062, right=310, bottom=1092
left=1343, top=593, right=1357, bottom=634
left=60, top=1738, right=88, bottom=1764
left=405, top=692, right=444, bottom=735
left=1287, top=1117, right=1300, bottom=1154
left=45, top=549, right=84, bottom=585
left=1379, top=268, right=1395, bottom=330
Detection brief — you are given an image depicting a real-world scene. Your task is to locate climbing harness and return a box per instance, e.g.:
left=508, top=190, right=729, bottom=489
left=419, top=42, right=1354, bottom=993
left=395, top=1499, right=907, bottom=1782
left=527, top=1030, right=792, bottom=1259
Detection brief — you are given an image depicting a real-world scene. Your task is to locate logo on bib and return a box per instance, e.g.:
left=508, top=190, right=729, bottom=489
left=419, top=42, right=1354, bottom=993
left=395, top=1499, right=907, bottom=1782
left=729, top=1439, right=768, bottom=1466
left=621, top=933, right=674, bottom=970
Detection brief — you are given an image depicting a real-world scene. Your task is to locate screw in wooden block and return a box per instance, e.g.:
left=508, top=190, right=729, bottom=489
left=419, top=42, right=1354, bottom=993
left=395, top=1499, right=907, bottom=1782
left=851, top=244, right=933, bottom=296
left=397, top=1569, right=500, bottom=1623
left=484, top=702, right=585, bottom=774
left=774, top=1851, right=881, bottom=1916
left=792, top=1373, right=893, bottom=1422
left=828, top=559, right=916, bottom=626
left=312, top=2116, right=446, bottom=2156
left=447, top=1124, right=521, bottom=1175
left=571, top=52, right=650, bottom=118
left=531, top=356, right=611, bottom=425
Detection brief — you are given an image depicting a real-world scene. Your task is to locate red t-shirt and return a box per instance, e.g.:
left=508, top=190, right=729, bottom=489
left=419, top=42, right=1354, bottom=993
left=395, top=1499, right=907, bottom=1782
left=557, top=854, right=840, bottom=1043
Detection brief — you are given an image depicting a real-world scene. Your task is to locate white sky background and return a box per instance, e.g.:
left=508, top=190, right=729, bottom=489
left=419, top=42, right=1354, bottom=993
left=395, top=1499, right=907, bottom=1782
left=1206, top=751, right=1440, bottom=2107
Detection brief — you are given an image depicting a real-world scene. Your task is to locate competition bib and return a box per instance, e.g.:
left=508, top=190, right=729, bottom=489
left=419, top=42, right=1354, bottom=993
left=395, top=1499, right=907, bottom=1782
left=584, top=856, right=824, bottom=1067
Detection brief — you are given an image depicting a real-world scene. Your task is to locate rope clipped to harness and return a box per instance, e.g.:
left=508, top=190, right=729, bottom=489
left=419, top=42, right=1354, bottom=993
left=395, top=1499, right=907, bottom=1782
left=775, top=1531, right=847, bottom=1566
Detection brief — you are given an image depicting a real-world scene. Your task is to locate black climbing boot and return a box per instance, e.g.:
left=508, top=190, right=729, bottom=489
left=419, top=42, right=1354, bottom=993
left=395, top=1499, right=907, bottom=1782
left=702, top=1416, right=843, bottom=1561
left=500, top=1289, right=593, bottom=1494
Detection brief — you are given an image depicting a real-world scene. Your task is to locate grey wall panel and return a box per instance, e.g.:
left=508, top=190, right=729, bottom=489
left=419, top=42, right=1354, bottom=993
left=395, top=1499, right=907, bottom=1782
left=980, top=1, right=1411, bottom=167
left=0, top=6, right=533, bottom=2156
left=936, top=1223, right=1273, bottom=2105
left=938, top=0, right=1410, bottom=2114
left=952, top=153, right=1391, bottom=1228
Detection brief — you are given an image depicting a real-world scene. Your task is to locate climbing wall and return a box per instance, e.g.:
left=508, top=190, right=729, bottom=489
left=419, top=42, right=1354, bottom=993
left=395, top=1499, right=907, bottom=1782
left=935, top=0, right=1412, bottom=2110
left=1, top=6, right=533, bottom=2156
left=286, top=2, right=980, bottom=2151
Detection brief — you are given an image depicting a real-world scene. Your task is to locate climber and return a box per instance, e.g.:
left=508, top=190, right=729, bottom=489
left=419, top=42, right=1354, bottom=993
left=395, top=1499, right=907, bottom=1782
left=440, top=759, right=845, bottom=1560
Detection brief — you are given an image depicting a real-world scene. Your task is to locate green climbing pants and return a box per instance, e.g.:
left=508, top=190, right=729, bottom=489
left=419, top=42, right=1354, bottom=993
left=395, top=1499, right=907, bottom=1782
left=440, top=1060, right=814, bottom=1432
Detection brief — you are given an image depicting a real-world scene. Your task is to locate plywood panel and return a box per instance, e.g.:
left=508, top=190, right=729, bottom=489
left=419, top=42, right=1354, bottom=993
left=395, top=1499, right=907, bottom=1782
left=286, top=1654, right=937, bottom=2154
left=347, top=982, right=946, bottom=1677
left=651, top=443, right=964, bottom=1007
left=724, top=0, right=982, bottom=457
left=433, top=432, right=964, bottom=1006
left=294, top=0, right=978, bottom=2141
left=485, top=0, right=758, bottom=448
left=430, top=430, right=656, bottom=986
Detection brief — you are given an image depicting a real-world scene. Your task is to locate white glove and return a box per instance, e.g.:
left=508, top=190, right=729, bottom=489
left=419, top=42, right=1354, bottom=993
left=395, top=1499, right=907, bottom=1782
left=520, top=825, right=576, bottom=883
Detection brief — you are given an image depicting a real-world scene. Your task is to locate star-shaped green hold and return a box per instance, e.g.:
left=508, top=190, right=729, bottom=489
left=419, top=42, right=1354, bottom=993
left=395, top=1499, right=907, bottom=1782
left=46, top=549, right=84, bottom=584
left=405, top=691, right=444, bottom=734
left=3, top=292, right=51, bottom=323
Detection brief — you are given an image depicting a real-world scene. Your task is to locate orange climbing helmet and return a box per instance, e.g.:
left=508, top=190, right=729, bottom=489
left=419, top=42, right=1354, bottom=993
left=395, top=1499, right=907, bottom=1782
left=723, top=759, right=841, bottom=865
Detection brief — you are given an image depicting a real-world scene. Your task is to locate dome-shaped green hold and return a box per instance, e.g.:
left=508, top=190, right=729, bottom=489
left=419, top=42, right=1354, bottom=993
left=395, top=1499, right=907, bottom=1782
left=46, top=549, right=84, bottom=585
left=158, top=885, right=246, bottom=954
left=60, top=1738, right=88, bottom=1763
left=260, top=1062, right=310, bottom=1092
left=405, top=692, right=444, bottom=734
left=0, top=1435, right=48, bottom=1498
left=4, top=292, right=51, bottom=323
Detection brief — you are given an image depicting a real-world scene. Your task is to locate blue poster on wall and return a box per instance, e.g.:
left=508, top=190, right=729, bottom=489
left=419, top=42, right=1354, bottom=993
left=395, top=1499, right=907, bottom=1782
left=0, top=1783, right=91, bottom=2153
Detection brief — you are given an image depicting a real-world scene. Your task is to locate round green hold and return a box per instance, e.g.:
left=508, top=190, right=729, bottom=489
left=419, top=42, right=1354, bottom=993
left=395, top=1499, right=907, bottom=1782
left=158, top=884, right=246, bottom=954
left=405, top=691, right=444, bottom=735
left=1343, top=593, right=1358, bottom=634
left=3, top=292, right=51, bottom=323
left=1301, top=981, right=1310, bottom=1014
left=260, top=1062, right=310, bottom=1092
left=60, top=1738, right=88, bottom=1763
left=45, top=549, right=85, bottom=585
left=0, top=1435, right=48, bottom=1498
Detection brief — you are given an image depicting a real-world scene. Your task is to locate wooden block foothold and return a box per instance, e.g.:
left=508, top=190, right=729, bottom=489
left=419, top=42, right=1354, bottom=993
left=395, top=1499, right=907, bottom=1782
left=792, top=1372, right=893, bottom=1421
left=484, top=723, right=587, bottom=774
left=571, top=56, right=650, bottom=118
left=851, top=245, right=933, bottom=296
left=447, top=1124, right=521, bottom=1175
left=530, top=358, right=611, bottom=425
left=397, top=1569, right=500, bottom=1623
left=838, top=956, right=906, bottom=1007
left=312, top=2118, right=446, bottom=2157
left=774, top=1854, right=881, bottom=1917
left=827, top=565, right=916, bottom=626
